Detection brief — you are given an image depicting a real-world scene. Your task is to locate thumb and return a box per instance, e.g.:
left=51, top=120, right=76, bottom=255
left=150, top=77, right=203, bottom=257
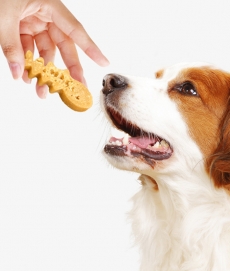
left=0, top=18, right=24, bottom=79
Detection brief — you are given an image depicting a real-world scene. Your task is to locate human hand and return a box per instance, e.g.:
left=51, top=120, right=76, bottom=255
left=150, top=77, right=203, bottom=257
left=0, top=0, right=109, bottom=98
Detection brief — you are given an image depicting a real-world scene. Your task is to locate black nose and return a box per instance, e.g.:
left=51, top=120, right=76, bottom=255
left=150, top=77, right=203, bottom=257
left=102, top=74, right=127, bottom=95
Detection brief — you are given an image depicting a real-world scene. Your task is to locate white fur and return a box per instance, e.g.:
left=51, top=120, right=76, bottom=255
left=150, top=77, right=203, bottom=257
left=101, top=63, right=230, bottom=271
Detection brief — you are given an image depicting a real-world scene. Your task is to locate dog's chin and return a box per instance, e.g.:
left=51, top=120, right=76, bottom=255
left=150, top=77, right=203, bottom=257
left=104, top=151, right=155, bottom=173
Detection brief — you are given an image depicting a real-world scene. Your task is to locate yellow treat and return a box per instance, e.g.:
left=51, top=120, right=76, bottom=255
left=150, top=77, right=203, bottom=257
left=24, top=50, right=93, bottom=112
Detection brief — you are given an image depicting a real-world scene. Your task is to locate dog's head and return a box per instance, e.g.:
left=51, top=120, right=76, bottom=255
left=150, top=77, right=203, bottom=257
left=100, top=63, right=230, bottom=189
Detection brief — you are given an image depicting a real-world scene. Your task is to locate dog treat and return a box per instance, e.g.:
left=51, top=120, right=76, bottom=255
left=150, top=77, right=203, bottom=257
left=24, top=50, right=93, bottom=111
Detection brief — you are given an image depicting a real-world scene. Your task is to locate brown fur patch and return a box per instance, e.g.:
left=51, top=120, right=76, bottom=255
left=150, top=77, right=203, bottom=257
left=155, top=69, right=164, bottom=79
left=168, top=67, right=230, bottom=188
left=139, top=175, right=158, bottom=191
left=206, top=99, right=230, bottom=187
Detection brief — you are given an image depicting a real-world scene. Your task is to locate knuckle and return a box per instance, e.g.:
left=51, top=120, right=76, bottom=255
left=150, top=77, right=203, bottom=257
left=2, top=44, right=17, bottom=57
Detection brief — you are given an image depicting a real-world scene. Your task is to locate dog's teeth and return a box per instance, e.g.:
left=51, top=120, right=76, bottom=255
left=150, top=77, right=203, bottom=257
left=154, top=142, right=160, bottom=148
left=116, top=140, right=122, bottom=146
left=111, top=127, right=126, bottom=138
left=122, top=134, right=130, bottom=145
left=161, top=140, right=169, bottom=147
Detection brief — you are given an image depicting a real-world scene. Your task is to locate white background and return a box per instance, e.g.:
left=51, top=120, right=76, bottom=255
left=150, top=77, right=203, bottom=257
left=0, top=0, right=230, bottom=270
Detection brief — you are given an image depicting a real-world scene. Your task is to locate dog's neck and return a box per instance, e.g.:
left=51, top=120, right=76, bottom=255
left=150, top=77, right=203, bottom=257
left=142, top=161, right=214, bottom=207
left=130, top=171, right=230, bottom=271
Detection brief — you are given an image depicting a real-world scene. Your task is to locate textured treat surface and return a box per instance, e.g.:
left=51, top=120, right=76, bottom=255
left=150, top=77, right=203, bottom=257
left=25, top=51, right=93, bottom=111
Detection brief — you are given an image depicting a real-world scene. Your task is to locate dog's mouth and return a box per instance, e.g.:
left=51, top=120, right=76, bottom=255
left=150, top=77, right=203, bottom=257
left=104, top=107, right=173, bottom=166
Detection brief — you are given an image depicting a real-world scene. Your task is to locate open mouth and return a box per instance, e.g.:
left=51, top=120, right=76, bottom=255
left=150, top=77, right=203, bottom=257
left=104, top=107, right=173, bottom=166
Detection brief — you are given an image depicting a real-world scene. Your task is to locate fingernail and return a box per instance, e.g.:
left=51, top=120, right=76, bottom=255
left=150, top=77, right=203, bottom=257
left=22, top=70, right=32, bottom=84
left=100, top=57, right=110, bottom=67
left=25, top=78, right=32, bottom=84
left=82, top=76, right=88, bottom=88
left=36, top=85, right=48, bottom=99
left=8, top=62, right=22, bottom=79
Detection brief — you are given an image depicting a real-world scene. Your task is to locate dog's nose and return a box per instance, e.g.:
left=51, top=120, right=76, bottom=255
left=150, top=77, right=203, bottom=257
left=102, top=74, right=128, bottom=95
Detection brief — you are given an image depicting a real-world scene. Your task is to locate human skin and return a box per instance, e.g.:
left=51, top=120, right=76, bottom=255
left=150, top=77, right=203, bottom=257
left=0, top=0, right=109, bottom=98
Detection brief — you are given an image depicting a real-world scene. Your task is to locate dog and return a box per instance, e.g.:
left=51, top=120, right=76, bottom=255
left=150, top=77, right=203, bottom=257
left=100, top=63, right=230, bottom=271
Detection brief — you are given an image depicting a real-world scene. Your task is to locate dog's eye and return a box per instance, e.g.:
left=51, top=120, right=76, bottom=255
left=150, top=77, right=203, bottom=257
left=178, top=82, right=198, bottom=96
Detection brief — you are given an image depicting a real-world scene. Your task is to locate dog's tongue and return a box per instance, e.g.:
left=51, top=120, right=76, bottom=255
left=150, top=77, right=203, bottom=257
left=129, top=136, right=156, bottom=148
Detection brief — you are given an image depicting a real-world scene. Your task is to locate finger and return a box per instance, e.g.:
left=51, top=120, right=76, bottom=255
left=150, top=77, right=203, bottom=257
left=34, top=31, right=56, bottom=99
left=36, top=84, right=48, bottom=99
left=0, top=16, right=24, bottom=79
left=34, top=30, right=56, bottom=64
left=22, top=70, right=32, bottom=84
left=48, top=23, right=84, bottom=83
left=21, top=34, right=34, bottom=84
left=51, top=1, right=109, bottom=66
left=21, top=34, right=34, bottom=54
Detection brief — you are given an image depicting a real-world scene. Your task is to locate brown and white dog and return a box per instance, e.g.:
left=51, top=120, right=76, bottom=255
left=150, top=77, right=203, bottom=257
left=100, top=63, right=230, bottom=271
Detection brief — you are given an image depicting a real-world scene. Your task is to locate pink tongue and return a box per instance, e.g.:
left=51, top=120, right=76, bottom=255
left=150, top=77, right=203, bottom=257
left=129, top=136, right=156, bottom=148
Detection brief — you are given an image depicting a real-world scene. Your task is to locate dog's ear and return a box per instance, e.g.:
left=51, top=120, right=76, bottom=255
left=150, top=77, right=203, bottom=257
left=208, top=98, right=230, bottom=188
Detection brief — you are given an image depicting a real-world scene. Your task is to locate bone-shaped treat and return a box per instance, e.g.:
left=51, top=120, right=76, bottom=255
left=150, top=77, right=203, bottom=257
left=24, top=50, right=93, bottom=112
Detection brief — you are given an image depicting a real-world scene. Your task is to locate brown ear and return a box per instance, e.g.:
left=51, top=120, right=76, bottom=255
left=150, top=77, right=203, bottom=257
left=208, top=98, right=230, bottom=187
